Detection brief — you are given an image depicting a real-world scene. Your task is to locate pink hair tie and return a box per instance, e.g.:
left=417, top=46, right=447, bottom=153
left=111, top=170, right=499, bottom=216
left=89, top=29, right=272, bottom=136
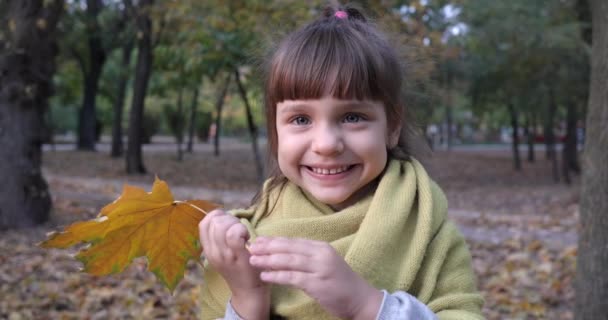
left=335, top=10, right=348, bottom=19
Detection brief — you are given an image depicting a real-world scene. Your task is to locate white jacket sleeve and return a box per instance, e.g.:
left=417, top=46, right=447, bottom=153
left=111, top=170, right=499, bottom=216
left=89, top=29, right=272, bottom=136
left=376, top=290, right=438, bottom=320
left=223, top=290, right=438, bottom=320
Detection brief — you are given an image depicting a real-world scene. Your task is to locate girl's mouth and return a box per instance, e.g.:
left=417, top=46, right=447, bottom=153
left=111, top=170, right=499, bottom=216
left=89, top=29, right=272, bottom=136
left=305, top=165, right=356, bottom=176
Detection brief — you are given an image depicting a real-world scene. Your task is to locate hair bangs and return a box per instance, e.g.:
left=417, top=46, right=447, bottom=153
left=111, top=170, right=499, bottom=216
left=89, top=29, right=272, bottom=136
left=268, top=26, right=389, bottom=105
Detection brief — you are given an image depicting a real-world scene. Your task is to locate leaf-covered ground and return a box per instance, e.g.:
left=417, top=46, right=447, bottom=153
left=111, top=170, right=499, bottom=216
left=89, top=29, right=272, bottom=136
left=1, top=142, right=579, bottom=319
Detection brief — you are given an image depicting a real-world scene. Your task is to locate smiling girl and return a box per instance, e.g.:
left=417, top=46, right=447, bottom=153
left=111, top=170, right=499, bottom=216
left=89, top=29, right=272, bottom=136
left=198, top=4, right=484, bottom=320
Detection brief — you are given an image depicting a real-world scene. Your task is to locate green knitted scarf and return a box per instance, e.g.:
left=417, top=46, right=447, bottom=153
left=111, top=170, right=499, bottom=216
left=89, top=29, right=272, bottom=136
left=200, top=159, right=484, bottom=320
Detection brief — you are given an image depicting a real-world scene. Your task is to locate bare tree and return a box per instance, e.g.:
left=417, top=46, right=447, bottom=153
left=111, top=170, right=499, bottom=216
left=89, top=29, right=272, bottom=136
left=575, top=0, right=608, bottom=318
left=213, top=73, right=231, bottom=156
left=126, top=0, right=155, bottom=174
left=110, top=0, right=135, bottom=158
left=234, top=68, right=264, bottom=184
left=186, top=85, right=200, bottom=153
left=0, top=0, right=63, bottom=229
left=75, top=0, right=106, bottom=151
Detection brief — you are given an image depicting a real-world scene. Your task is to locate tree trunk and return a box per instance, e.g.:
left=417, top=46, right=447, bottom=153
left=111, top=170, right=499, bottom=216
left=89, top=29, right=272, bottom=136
left=111, top=41, right=133, bottom=158
left=562, top=102, right=580, bottom=184
left=214, top=73, right=231, bottom=157
left=444, top=67, right=453, bottom=150
left=525, top=113, right=535, bottom=162
left=187, top=85, right=200, bottom=153
left=234, top=68, right=264, bottom=184
left=507, top=102, right=522, bottom=170
left=566, top=102, right=581, bottom=172
left=126, top=0, right=154, bottom=174
left=78, top=69, right=102, bottom=150
left=545, top=87, right=559, bottom=182
left=562, top=146, right=572, bottom=184
left=46, top=106, right=56, bottom=151
left=0, top=0, right=62, bottom=229
left=575, top=0, right=608, bottom=318
left=175, top=87, right=184, bottom=161
left=77, top=0, right=106, bottom=151
left=445, top=106, right=453, bottom=150
left=577, top=0, right=592, bottom=45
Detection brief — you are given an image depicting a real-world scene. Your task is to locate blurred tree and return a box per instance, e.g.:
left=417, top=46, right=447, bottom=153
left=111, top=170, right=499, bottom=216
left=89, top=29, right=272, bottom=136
left=60, top=0, right=129, bottom=150
left=195, top=111, right=213, bottom=143
left=77, top=0, right=105, bottom=150
left=126, top=0, right=162, bottom=174
left=186, top=86, right=200, bottom=152
left=150, top=1, right=209, bottom=161
left=462, top=0, right=586, bottom=175
left=110, top=0, right=136, bottom=158
left=108, top=38, right=133, bottom=157
left=213, top=73, right=231, bottom=157
left=559, top=0, right=592, bottom=184
left=49, top=60, right=81, bottom=134
left=154, top=38, right=191, bottom=161
left=0, top=0, right=63, bottom=229
left=235, top=68, right=264, bottom=184
left=575, top=0, right=608, bottom=318
left=365, top=0, right=467, bottom=150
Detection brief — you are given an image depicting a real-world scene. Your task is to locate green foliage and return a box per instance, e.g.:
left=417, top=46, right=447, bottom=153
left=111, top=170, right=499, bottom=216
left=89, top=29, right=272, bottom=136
left=59, top=0, right=133, bottom=70
left=45, top=0, right=590, bottom=146
left=145, top=0, right=317, bottom=139
left=48, top=104, right=78, bottom=135
left=461, top=0, right=587, bottom=116
left=49, top=61, right=81, bottom=133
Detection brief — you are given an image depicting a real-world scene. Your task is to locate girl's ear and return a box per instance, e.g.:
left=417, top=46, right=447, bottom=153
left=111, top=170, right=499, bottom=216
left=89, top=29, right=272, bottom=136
left=388, top=124, right=402, bottom=148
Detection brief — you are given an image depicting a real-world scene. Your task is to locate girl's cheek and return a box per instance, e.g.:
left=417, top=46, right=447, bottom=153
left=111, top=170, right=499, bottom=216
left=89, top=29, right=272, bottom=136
left=278, top=132, right=307, bottom=151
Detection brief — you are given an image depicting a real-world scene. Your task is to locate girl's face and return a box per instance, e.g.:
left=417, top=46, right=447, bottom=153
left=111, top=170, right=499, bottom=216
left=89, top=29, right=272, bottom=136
left=276, top=96, right=397, bottom=210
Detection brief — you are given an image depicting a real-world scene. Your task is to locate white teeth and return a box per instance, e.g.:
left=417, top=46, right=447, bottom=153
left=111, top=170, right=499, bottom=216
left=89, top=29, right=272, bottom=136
left=311, top=166, right=350, bottom=175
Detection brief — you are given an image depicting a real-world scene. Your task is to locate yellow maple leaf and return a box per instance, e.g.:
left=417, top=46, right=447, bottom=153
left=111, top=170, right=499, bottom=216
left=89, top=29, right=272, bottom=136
left=40, top=177, right=220, bottom=292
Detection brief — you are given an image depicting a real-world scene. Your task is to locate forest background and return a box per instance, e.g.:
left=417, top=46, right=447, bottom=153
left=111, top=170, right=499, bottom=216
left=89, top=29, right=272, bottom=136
left=1, top=0, right=607, bottom=319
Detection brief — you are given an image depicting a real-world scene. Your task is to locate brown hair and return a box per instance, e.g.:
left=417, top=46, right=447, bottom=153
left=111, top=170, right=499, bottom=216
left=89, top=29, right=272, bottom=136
left=252, top=4, right=425, bottom=206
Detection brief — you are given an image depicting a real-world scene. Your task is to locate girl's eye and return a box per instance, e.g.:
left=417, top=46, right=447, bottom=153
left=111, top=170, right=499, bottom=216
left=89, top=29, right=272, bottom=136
left=343, top=113, right=363, bottom=123
left=292, top=116, right=310, bottom=125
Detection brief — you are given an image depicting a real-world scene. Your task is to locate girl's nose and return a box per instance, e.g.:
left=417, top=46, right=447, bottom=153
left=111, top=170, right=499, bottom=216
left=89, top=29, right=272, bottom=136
left=311, top=124, right=344, bottom=156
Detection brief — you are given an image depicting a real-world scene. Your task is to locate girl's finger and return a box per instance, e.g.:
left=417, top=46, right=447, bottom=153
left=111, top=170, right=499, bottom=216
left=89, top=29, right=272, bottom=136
left=199, top=210, right=224, bottom=256
left=260, top=270, right=309, bottom=287
left=199, top=209, right=222, bottom=237
left=206, top=209, right=226, bottom=218
left=199, top=210, right=225, bottom=240
left=249, top=237, right=319, bottom=256
left=225, top=222, right=249, bottom=250
left=210, top=215, right=240, bottom=261
left=249, top=253, right=314, bottom=273
left=208, top=214, right=233, bottom=256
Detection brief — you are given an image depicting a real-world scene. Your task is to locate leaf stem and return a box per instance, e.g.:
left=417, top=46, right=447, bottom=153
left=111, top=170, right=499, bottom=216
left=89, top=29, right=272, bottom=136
left=173, top=200, right=209, bottom=214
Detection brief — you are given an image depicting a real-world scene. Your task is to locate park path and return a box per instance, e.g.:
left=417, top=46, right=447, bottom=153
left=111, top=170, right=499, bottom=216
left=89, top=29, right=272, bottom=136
left=46, top=173, right=254, bottom=209
left=449, top=209, right=577, bottom=250
left=45, top=173, right=577, bottom=250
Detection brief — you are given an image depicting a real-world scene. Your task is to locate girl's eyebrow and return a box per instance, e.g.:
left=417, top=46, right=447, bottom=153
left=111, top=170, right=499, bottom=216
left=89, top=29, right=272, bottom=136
left=278, top=103, right=309, bottom=114
left=335, top=101, right=376, bottom=110
left=279, top=101, right=376, bottom=114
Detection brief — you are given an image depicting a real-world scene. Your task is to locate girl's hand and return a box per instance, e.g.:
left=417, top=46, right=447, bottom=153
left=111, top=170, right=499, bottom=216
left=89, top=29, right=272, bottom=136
left=248, top=237, right=383, bottom=320
left=199, top=210, right=269, bottom=319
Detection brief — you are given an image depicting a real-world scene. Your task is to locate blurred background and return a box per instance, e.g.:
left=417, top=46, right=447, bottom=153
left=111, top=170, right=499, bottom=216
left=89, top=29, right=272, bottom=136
left=1, top=0, right=605, bottom=319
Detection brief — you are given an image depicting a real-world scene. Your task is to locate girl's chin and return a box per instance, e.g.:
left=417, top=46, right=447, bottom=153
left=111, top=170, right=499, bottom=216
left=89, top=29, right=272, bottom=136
left=308, top=190, right=354, bottom=209
left=307, top=179, right=377, bottom=210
